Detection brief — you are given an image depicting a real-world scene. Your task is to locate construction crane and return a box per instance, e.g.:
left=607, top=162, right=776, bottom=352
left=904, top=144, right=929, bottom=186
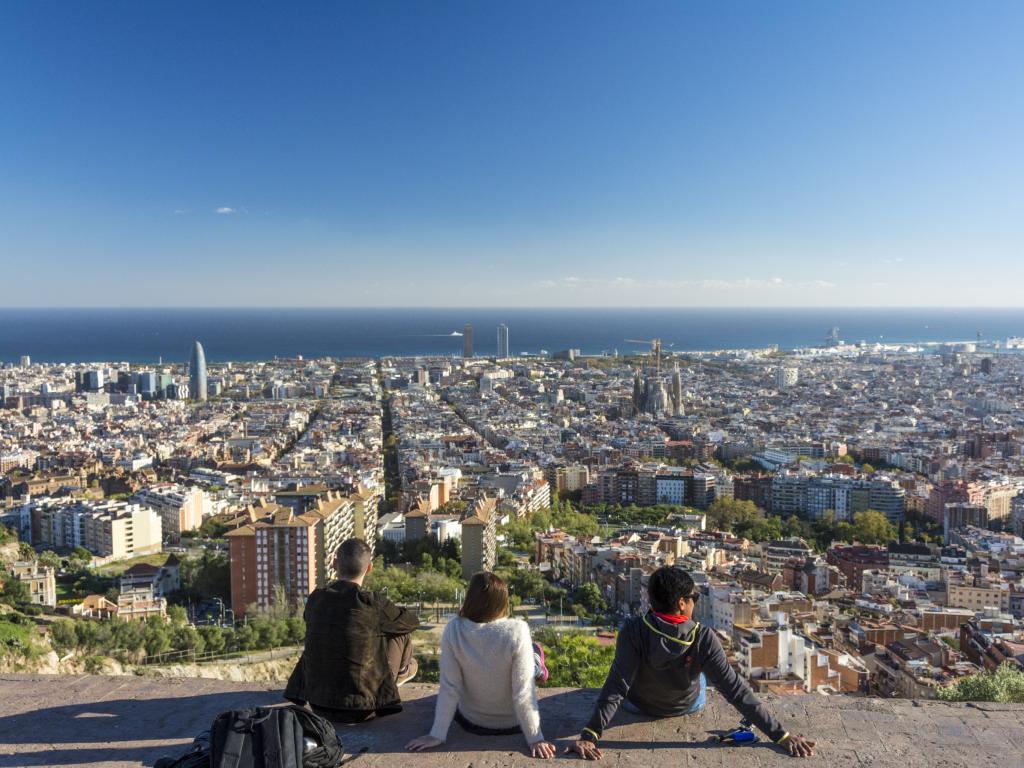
left=624, top=338, right=672, bottom=373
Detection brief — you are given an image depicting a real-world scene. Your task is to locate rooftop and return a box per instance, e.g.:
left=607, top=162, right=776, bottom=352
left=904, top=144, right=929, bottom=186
left=2, top=675, right=1022, bottom=768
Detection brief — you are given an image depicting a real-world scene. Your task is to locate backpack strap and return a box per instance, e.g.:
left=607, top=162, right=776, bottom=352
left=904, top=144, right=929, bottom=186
left=257, top=709, right=284, bottom=768
left=216, top=711, right=254, bottom=768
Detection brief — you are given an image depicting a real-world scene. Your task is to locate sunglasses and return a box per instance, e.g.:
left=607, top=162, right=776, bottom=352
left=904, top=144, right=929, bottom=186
left=683, top=593, right=700, bottom=603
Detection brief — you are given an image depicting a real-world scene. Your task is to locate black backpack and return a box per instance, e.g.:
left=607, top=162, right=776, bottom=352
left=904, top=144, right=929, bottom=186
left=154, top=705, right=343, bottom=768
left=210, top=707, right=303, bottom=768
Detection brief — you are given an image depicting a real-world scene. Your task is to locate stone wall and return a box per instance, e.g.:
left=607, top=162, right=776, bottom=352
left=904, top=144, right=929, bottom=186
left=1, top=674, right=1022, bottom=768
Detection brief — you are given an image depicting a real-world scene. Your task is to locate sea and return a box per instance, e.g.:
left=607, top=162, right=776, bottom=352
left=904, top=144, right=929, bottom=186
left=1, top=308, right=1023, bottom=365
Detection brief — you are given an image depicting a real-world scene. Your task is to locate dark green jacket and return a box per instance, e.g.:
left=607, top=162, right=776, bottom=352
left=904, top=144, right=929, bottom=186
left=284, top=580, right=419, bottom=713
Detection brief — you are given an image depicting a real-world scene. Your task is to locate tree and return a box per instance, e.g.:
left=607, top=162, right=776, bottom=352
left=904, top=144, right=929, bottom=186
left=861, top=463, right=876, bottom=475
left=170, top=624, right=205, bottom=654
left=707, top=498, right=763, bottom=533
left=851, top=510, right=898, bottom=545
left=0, top=570, right=30, bottom=606
left=198, top=625, right=227, bottom=655
left=197, top=516, right=229, bottom=539
left=167, top=604, right=188, bottom=625
left=233, top=622, right=258, bottom=651
left=49, top=620, right=78, bottom=654
left=573, top=583, right=606, bottom=616
left=38, top=551, right=62, bottom=569
left=501, top=568, right=549, bottom=603
left=176, top=551, right=231, bottom=604
left=285, top=616, right=306, bottom=645
left=143, top=621, right=171, bottom=657
left=783, top=515, right=805, bottom=539
left=742, top=516, right=783, bottom=544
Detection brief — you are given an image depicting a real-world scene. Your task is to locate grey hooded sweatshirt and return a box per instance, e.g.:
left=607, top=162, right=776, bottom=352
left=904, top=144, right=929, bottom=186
left=581, top=612, right=788, bottom=744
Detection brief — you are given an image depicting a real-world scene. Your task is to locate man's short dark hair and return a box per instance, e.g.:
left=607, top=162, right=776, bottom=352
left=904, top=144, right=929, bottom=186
left=648, top=566, right=695, bottom=613
left=335, top=538, right=372, bottom=580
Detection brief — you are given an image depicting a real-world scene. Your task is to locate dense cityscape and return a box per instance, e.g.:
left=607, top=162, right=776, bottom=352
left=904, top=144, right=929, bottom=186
left=2, top=325, right=1023, bottom=702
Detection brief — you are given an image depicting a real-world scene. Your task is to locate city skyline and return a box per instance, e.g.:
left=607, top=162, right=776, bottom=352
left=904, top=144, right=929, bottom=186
left=1, top=2, right=1022, bottom=308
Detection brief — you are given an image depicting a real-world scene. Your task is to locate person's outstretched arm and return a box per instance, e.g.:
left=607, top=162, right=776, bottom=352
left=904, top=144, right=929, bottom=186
left=511, top=623, right=554, bottom=758
left=568, top=624, right=640, bottom=760
left=699, top=630, right=815, bottom=758
left=408, top=623, right=460, bottom=751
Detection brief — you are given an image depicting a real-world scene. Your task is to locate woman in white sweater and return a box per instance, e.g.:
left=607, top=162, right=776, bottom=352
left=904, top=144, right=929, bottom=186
left=406, top=572, right=555, bottom=759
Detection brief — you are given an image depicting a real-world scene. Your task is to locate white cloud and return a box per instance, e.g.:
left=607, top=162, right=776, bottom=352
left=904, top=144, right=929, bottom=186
left=215, top=206, right=236, bottom=215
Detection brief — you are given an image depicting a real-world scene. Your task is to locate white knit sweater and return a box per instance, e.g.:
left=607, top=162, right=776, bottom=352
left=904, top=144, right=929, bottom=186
left=429, top=616, right=543, bottom=746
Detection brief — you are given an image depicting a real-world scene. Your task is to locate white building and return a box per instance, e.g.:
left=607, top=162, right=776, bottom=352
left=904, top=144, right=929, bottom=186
left=775, top=367, right=799, bottom=389
left=655, top=474, right=687, bottom=505
left=134, top=484, right=212, bottom=542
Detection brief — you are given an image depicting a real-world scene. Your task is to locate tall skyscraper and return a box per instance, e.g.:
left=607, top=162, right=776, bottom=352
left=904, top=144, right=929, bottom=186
left=463, top=323, right=473, bottom=358
left=497, top=323, right=509, bottom=358
left=671, top=363, right=683, bottom=416
left=189, top=341, right=208, bottom=401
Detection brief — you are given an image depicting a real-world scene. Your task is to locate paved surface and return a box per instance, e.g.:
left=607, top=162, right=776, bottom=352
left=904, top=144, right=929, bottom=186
left=1, top=674, right=1023, bottom=767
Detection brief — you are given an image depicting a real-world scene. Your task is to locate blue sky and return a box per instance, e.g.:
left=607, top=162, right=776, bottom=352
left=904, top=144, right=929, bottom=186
left=1, top=1, right=1021, bottom=307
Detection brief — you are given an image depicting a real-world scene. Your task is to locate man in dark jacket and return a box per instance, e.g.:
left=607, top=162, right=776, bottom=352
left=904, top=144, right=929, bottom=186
left=285, top=538, right=419, bottom=723
left=569, top=567, right=815, bottom=759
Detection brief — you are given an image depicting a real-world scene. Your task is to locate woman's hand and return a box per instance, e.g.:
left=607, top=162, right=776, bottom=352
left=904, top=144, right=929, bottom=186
left=406, top=735, right=444, bottom=751
left=529, top=740, right=557, bottom=759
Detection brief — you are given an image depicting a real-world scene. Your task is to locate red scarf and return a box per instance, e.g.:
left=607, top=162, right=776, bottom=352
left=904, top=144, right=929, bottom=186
left=653, top=611, right=689, bottom=625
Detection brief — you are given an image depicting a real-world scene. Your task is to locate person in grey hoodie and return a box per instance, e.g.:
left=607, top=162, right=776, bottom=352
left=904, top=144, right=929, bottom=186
left=569, top=566, right=816, bottom=759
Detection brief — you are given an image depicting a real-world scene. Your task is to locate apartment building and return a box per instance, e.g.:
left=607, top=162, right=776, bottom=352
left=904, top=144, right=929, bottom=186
left=31, top=499, right=162, bottom=561
left=763, top=538, right=814, bottom=573
left=773, top=473, right=905, bottom=524
left=134, top=483, right=211, bottom=542
left=226, top=493, right=357, bottom=615
left=826, top=544, right=888, bottom=591
left=946, top=570, right=1011, bottom=613
left=552, top=464, right=590, bottom=493
left=460, top=497, right=497, bottom=579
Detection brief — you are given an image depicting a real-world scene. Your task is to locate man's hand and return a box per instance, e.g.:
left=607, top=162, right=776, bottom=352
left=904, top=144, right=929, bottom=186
left=566, top=738, right=603, bottom=760
left=783, top=734, right=816, bottom=758
left=529, top=740, right=556, bottom=759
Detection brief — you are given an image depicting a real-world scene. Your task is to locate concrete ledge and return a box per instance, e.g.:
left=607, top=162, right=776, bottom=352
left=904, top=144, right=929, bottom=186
left=2, top=674, right=1023, bottom=767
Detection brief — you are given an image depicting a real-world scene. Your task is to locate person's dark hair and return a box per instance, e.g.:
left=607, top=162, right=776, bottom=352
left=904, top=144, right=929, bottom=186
left=460, top=572, right=510, bottom=623
left=647, top=566, right=695, bottom=613
left=335, top=538, right=372, bottom=580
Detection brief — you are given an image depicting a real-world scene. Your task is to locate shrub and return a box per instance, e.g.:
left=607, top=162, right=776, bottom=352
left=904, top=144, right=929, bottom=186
left=533, top=628, right=615, bottom=688
left=937, top=663, right=1024, bottom=704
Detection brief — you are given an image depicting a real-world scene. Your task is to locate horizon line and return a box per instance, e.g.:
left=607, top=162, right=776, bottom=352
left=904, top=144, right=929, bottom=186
left=4, top=305, right=1024, bottom=312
